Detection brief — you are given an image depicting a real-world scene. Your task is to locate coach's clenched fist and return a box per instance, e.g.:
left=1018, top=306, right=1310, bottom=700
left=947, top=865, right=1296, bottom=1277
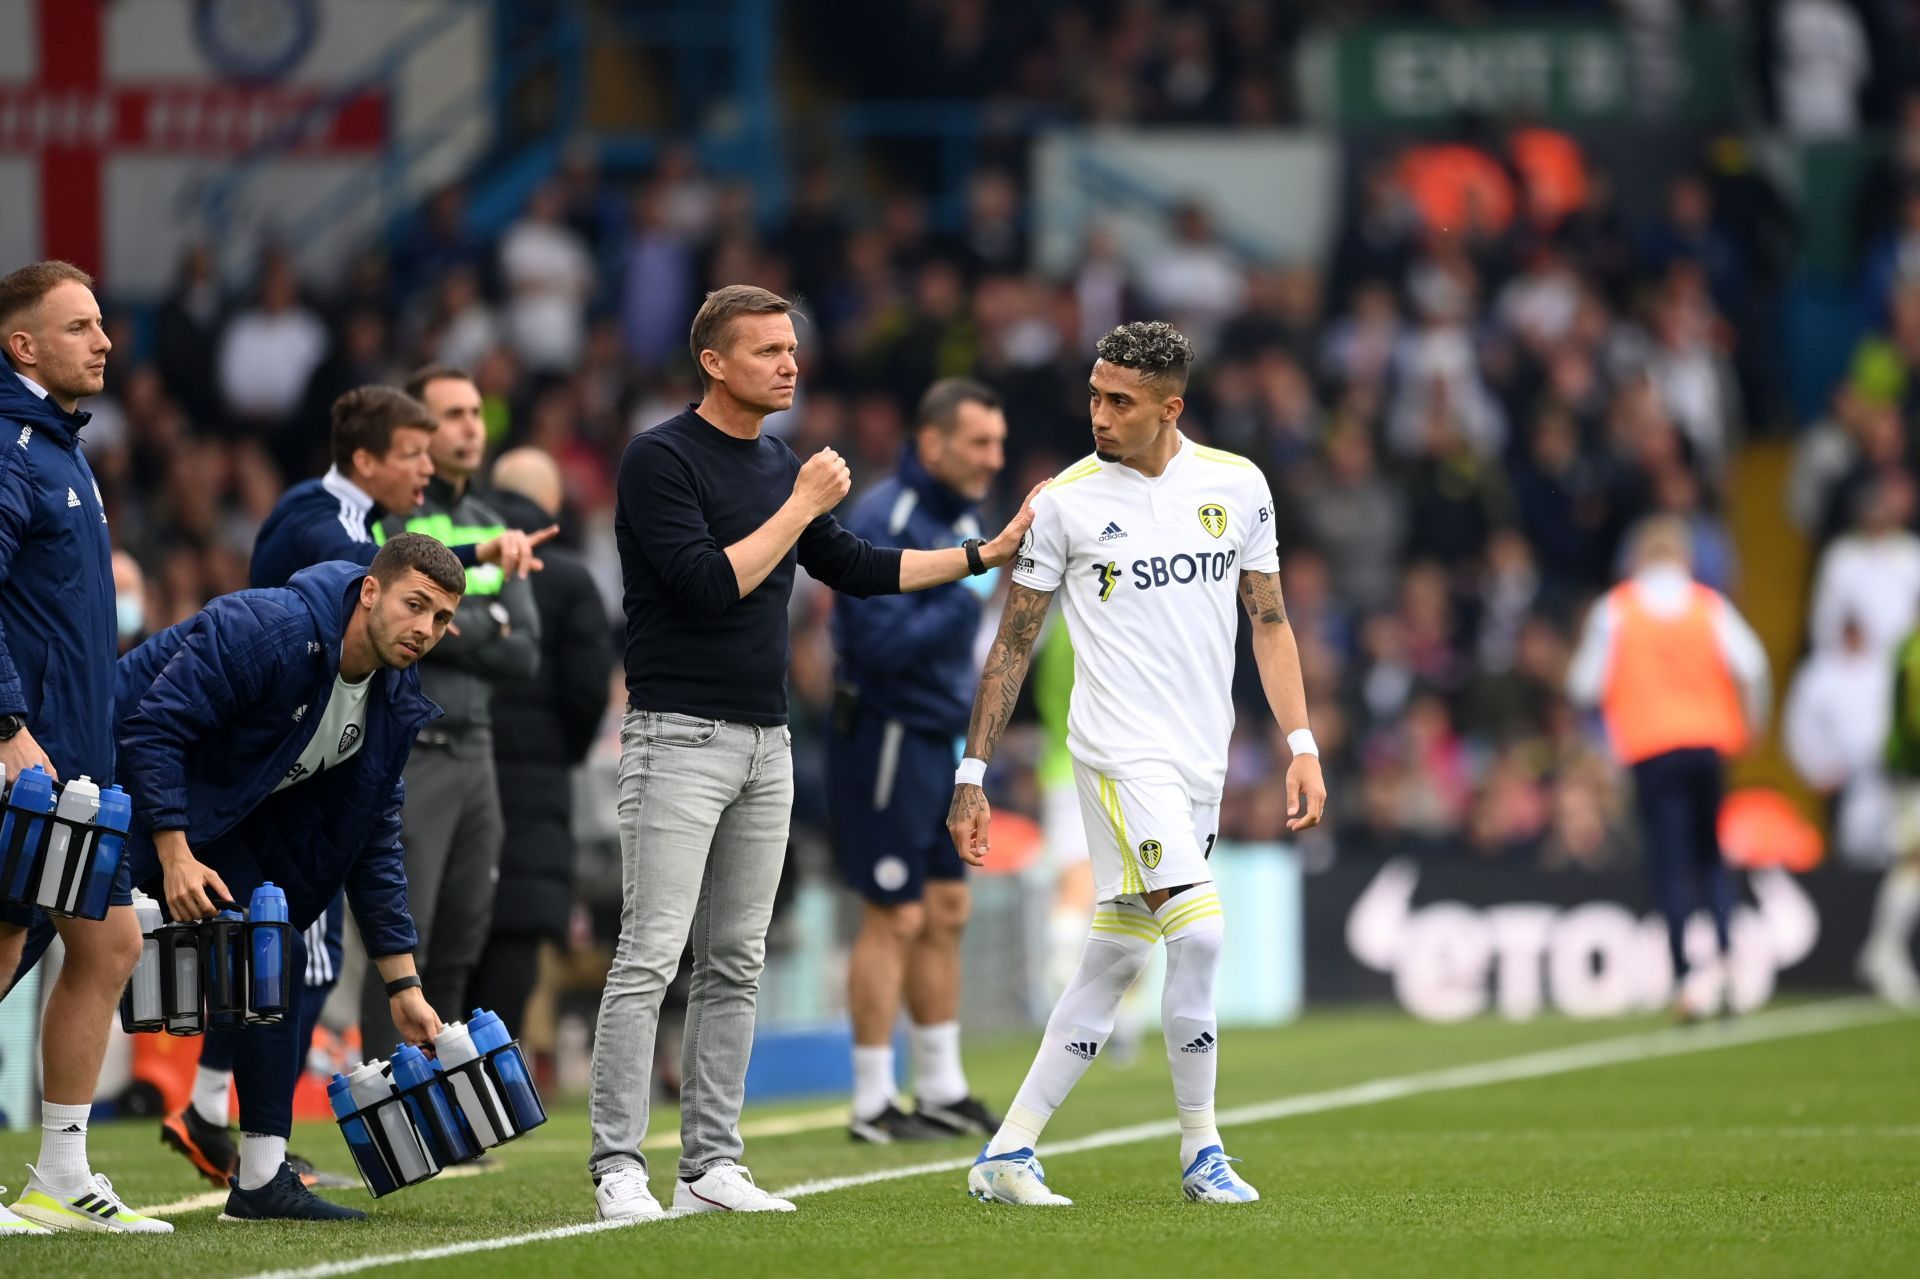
left=793, top=447, right=852, bottom=517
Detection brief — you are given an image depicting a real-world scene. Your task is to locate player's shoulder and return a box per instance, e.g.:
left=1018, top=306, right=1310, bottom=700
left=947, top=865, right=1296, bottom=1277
left=1044, top=453, right=1105, bottom=492
left=1184, top=441, right=1263, bottom=477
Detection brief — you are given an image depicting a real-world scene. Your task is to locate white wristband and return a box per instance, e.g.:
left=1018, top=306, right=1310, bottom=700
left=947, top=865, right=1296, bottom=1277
left=954, top=757, right=987, bottom=788
left=1287, top=729, right=1319, bottom=758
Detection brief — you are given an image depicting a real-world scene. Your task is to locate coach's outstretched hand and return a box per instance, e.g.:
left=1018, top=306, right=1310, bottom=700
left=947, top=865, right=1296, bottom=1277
left=1286, top=753, right=1327, bottom=832
left=978, top=481, right=1046, bottom=569
left=794, top=447, right=853, bottom=518
left=476, top=524, right=560, bottom=578
left=947, top=783, right=991, bottom=867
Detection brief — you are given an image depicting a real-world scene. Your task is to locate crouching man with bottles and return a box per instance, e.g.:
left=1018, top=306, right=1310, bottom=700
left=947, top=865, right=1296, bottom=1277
left=113, top=535, right=462, bottom=1221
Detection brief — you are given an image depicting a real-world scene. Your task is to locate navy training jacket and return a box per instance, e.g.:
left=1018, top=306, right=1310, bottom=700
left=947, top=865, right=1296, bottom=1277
left=0, top=371, right=115, bottom=781
left=830, top=448, right=990, bottom=738
left=115, top=560, right=435, bottom=954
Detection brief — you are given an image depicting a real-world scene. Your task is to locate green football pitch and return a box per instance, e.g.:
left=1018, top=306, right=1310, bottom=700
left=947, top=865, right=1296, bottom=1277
left=2, top=998, right=1914, bottom=1278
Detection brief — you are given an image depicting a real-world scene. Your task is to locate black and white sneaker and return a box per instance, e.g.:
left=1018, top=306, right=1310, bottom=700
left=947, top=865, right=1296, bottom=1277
left=849, top=1102, right=950, bottom=1144
left=916, top=1095, right=1003, bottom=1137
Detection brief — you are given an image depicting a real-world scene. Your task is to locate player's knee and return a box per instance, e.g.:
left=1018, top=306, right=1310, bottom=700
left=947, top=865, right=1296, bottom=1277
left=869, top=901, right=927, bottom=944
left=62, top=913, right=143, bottom=983
left=923, top=885, right=970, bottom=936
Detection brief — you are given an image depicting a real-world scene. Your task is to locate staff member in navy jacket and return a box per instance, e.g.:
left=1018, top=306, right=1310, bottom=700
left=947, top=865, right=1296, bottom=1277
left=0, top=261, right=168, bottom=1236
left=115, top=536, right=463, bottom=1222
left=831, top=378, right=1009, bottom=1144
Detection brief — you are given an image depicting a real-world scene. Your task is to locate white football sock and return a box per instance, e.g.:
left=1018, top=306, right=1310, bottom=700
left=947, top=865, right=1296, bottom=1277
left=1867, top=863, right=1920, bottom=958
left=1157, top=887, right=1225, bottom=1168
left=36, top=1101, right=92, bottom=1192
left=238, top=1133, right=287, bottom=1191
left=987, top=905, right=1154, bottom=1157
left=191, top=1064, right=233, bottom=1127
left=910, top=1020, right=969, bottom=1108
left=851, top=1044, right=897, bottom=1121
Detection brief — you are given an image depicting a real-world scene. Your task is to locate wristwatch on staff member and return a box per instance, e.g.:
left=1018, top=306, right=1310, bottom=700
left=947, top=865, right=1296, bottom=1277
left=0, top=713, right=27, bottom=741
left=962, top=537, right=988, bottom=576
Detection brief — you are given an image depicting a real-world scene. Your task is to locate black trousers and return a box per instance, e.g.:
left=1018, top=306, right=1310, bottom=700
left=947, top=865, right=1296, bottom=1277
left=468, top=934, right=542, bottom=1034
left=1629, top=746, right=1734, bottom=979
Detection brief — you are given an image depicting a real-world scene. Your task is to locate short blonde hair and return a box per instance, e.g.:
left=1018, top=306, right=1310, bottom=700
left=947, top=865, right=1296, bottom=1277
left=689, top=285, right=792, bottom=391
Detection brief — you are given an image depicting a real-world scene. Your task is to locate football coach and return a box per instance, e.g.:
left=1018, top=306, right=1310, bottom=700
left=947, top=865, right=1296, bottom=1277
left=587, top=286, right=1037, bottom=1221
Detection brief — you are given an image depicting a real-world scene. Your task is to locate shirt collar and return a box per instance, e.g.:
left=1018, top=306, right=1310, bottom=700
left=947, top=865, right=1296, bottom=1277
left=322, top=466, right=379, bottom=519
left=14, top=372, right=48, bottom=400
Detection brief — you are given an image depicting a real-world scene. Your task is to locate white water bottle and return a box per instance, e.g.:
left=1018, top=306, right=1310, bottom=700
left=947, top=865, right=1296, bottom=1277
left=124, top=891, right=165, bottom=1029
left=434, top=1020, right=512, bottom=1147
left=36, top=776, right=99, bottom=912
left=346, top=1059, right=435, bottom=1184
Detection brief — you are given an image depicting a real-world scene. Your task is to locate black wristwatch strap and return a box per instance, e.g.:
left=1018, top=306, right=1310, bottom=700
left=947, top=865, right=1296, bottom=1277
left=962, top=538, right=987, bottom=577
left=384, top=974, right=423, bottom=998
left=0, top=713, right=26, bottom=741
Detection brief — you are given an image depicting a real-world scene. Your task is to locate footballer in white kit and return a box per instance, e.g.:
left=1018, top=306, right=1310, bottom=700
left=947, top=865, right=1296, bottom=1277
left=947, top=322, right=1326, bottom=1208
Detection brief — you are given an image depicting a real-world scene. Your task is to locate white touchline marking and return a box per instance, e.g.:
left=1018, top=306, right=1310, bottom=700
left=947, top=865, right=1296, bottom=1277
left=237, top=998, right=1906, bottom=1279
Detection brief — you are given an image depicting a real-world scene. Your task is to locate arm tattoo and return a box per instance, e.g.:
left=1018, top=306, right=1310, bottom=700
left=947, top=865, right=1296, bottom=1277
left=964, top=582, right=1053, bottom=762
left=1238, top=570, right=1288, bottom=626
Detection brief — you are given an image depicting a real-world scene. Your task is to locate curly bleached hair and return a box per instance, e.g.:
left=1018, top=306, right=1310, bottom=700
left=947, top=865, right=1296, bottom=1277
left=1094, top=321, right=1194, bottom=394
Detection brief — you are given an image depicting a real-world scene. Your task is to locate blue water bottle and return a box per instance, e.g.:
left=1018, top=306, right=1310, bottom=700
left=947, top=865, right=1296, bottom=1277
left=0, top=765, right=55, bottom=902
left=77, top=783, right=131, bottom=921
left=247, top=882, right=291, bottom=1024
left=468, top=1008, right=545, bottom=1132
left=391, top=1043, right=474, bottom=1165
left=329, top=1072, right=398, bottom=1197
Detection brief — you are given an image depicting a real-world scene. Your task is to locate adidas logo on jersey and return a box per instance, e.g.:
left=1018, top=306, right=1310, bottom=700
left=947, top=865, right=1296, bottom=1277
left=1180, top=1032, right=1216, bottom=1055
left=1064, top=1040, right=1100, bottom=1061
left=1097, top=520, right=1127, bottom=542
left=67, top=487, right=81, bottom=508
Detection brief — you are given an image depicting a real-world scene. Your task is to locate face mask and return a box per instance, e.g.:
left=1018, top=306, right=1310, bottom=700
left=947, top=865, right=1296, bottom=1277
left=116, top=594, right=145, bottom=641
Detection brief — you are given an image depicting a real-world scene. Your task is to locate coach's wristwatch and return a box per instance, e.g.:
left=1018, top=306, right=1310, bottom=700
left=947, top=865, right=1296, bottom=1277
left=962, top=537, right=988, bottom=576
left=0, top=713, right=26, bottom=741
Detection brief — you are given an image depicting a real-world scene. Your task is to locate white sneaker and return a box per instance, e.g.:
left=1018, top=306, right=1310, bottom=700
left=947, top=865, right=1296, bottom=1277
left=967, top=1146, right=1073, bottom=1206
left=672, top=1163, right=795, bottom=1213
left=0, top=1189, right=52, bottom=1236
left=595, top=1167, right=665, bottom=1221
left=11, top=1166, right=174, bottom=1233
left=1181, top=1145, right=1260, bottom=1204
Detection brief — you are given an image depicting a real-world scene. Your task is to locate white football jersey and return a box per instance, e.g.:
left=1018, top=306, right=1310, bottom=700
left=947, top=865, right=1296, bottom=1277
left=1012, top=435, right=1279, bottom=802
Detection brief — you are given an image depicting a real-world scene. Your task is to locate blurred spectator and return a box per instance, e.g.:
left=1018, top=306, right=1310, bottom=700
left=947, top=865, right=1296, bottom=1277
left=1773, top=0, right=1870, bottom=139
left=111, top=549, right=150, bottom=655
left=621, top=183, right=696, bottom=371
left=154, top=244, right=223, bottom=427
left=1810, top=472, right=1920, bottom=657
left=1300, top=423, right=1405, bottom=615
left=500, top=183, right=594, bottom=376
left=215, top=252, right=327, bottom=443
left=1784, top=614, right=1895, bottom=865
left=1137, top=202, right=1245, bottom=351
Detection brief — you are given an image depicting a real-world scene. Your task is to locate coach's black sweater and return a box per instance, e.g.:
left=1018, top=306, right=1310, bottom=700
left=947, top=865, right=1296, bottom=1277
left=616, top=407, right=904, bottom=725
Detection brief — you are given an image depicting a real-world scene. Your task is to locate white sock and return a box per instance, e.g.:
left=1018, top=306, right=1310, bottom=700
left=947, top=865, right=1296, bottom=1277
left=238, top=1133, right=287, bottom=1191
left=986, top=908, right=1154, bottom=1157
left=1867, top=863, right=1920, bottom=957
left=851, top=1044, right=897, bottom=1121
left=910, top=1020, right=969, bottom=1108
left=191, top=1064, right=233, bottom=1127
left=1156, top=888, right=1225, bottom=1168
left=1180, top=1103, right=1223, bottom=1170
left=37, top=1101, right=92, bottom=1191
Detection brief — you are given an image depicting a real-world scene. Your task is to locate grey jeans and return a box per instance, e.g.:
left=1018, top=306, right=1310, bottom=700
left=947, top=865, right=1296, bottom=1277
left=588, top=709, right=793, bottom=1181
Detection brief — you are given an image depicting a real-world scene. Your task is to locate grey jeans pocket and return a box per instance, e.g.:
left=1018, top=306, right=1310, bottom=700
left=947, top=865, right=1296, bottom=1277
left=651, top=712, right=720, bottom=747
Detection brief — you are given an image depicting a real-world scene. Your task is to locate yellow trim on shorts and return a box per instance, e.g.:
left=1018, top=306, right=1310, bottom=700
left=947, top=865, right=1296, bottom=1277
left=1090, top=910, right=1160, bottom=943
left=1097, top=773, right=1143, bottom=895
left=1158, top=891, right=1224, bottom=936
